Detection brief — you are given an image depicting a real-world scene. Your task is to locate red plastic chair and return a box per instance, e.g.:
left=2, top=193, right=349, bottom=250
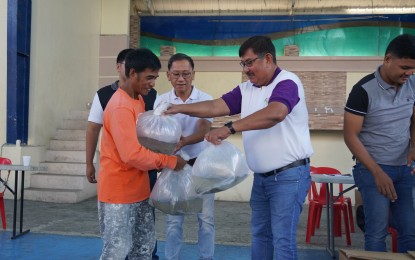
left=387, top=210, right=398, bottom=252
left=306, top=166, right=352, bottom=246
left=307, top=166, right=329, bottom=242
left=388, top=226, right=398, bottom=252
left=0, top=157, right=12, bottom=230
left=307, top=166, right=318, bottom=202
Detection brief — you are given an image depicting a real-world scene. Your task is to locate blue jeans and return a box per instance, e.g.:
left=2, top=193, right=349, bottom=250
left=353, top=163, right=415, bottom=252
left=165, top=193, right=215, bottom=260
left=250, top=164, right=310, bottom=260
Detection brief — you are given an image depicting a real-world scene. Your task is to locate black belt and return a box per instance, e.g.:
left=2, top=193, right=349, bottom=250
left=261, top=158, right=310, bottom=177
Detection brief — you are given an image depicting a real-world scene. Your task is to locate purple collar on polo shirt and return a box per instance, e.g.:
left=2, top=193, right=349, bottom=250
left=252, top=67, right=281, bottom=88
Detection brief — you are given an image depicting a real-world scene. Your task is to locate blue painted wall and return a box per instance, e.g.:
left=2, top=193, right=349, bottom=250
left=140, top=14, right=415, bottom=56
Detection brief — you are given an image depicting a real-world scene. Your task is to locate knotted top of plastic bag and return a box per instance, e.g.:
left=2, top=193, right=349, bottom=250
left=136, top=102, right=182, bottom=154
left=153, top=102, right=170, bottom=116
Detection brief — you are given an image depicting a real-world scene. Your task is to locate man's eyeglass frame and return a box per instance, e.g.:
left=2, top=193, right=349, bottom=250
left=239, top=55, right=265, bottom=68
left=169, top=71, right=193, bottom=79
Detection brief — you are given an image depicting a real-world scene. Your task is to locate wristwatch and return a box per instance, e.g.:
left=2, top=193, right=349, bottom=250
left=224, top=121, right=236, bottom=134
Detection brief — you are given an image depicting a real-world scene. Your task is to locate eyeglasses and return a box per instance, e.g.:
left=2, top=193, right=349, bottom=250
left=170, top=71, right=193, bottom=79
left=239, top=57, right=261, bottom=68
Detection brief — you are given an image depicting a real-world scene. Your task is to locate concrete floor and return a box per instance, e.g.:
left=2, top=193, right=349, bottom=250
left=3, top=197, right=381, bottom=244
left=1, top=196, right=395, bottom=259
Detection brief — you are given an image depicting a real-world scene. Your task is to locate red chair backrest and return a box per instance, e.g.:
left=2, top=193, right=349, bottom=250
left=0, top=157, right=12, bottom=165
left=0, top=157, right=12, bottom=197
left=312, top=167, right=341, bottom=175
left=308, top=166, right=319, bottom=201
left=309, top=166, right=344, bottom=203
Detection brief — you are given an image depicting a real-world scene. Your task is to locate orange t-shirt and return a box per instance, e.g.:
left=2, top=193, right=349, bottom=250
left=98, top=88, right=177, bottom=204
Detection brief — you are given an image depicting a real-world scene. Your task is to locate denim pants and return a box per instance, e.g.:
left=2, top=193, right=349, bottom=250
left=250, top=164, right=310, bottom=260
left=165, top=193, right=215, bottom=260
left=98, top=200, right=155, bottom=260
left=353, top=163, right=415, bottom=252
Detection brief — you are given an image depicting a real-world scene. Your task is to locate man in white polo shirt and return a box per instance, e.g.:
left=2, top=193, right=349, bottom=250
left=165, top=36, right=313, bottom=260
left=154, top=53, right=215, bottom=260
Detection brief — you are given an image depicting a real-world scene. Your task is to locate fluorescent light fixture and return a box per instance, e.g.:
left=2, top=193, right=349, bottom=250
left=346, top=7, right=415, bottom=14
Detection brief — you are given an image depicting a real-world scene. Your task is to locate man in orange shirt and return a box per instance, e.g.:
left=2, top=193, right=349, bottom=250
left=97, top=48, right=186, bottom=260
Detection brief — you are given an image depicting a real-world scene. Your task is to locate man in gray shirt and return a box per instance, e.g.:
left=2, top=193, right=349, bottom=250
left=344, top=34, right=415, bottom=252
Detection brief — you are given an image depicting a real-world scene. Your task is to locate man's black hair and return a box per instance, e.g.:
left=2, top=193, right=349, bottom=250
left=239, top=35, right=277, bottom=64
left=116, top=48, right=134, bottom=64
left=385, top=34, right=415, bottom=59
left=124, top=48, right=161, bottom=77
left=167, top=53, right=195, bottom=70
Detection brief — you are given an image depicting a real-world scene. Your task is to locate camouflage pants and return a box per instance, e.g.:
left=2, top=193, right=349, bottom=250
left=98, top=200, right=155, bottom=260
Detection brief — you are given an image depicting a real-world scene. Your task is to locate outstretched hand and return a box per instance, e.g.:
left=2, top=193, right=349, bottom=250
left=174, top=155, right=187, bottom=171
left=164, top=104, right=180, bottom=115
left=204, top=127, right=231, bottom=145
left=174, top=136, right=188, bottom=153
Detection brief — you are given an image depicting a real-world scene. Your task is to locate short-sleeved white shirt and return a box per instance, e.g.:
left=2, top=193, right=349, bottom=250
left=88, top=93, right=104, bottom=124
left=154, top=86, right=213, bottom=159
left=238, top=70, right=313, bottom=173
